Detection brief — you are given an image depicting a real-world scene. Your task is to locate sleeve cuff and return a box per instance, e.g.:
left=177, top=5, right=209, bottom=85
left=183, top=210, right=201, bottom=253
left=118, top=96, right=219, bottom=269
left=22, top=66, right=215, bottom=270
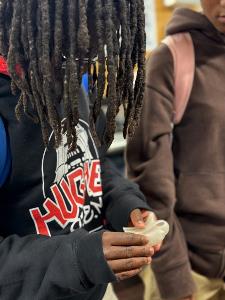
left=76, top=230, right=116, bottom=285
left=152, top=261, right=196, bottom=300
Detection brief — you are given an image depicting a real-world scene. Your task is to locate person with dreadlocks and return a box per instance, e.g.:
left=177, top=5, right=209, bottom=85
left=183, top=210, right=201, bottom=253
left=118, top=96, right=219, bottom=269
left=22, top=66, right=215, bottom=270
left=0, top=0, right=158, bottom=299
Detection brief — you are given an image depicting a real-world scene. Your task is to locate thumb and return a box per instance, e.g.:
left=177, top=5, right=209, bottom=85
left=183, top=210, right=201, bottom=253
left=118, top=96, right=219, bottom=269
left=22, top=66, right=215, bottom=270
left=130, top=209, right=145, bottom=228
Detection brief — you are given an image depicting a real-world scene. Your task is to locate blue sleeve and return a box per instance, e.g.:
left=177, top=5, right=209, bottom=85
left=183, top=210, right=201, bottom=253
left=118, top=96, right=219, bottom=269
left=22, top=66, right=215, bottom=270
left=0, top=117, right=11, bottom=187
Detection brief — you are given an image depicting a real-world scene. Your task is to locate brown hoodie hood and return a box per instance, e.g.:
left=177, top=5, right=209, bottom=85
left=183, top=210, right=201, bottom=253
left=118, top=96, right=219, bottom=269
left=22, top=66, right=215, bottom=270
left=166, top=8, right=225, bottom=44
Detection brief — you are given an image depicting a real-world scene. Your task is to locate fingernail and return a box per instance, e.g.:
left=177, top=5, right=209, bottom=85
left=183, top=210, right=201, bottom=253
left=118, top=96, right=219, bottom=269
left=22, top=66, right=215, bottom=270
left=147, top=257, right=152, bottom=264
left=143, top=236, right=149, bottom=243
left=137, top=221, right=145, bottom=228
left=150, top=247, right=155, bottom=256
left=138, top=220, right=144, bottom=224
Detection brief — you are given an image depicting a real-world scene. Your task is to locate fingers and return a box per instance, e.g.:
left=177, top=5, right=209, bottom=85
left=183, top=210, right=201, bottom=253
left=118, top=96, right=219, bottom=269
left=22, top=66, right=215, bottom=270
left=104, top=245, right=154, bottom=260
left=130, top=209, right=145, bottom=228
left=108, top=256, right=151, bottom=274
left=154, top=243, right=162, bottom=252
left=103, top=232, right=149, bottom=247
left=103, top=232, right=155, bottom=279
left=115, top=268, right=142, bottom=281
left=141, top=210, right=150, bottom=222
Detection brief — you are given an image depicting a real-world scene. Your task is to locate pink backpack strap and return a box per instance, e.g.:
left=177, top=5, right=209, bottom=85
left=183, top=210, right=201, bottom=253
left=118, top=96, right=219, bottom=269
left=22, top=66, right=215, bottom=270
left=162, top=32, right=195, bottom=124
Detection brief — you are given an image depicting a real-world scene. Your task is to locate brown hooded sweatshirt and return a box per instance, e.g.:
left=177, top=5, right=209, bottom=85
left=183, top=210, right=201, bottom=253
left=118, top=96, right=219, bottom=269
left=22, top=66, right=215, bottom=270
left=126, top=8, right=225, bottom=300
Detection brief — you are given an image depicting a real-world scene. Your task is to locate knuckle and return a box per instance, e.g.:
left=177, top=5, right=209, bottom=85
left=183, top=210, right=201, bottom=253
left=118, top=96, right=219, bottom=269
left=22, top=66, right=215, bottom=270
left=127, top=258, right=134, bottom=269
left=140, top=235, right=148, bottom=244
left=144, top=246, right=149, bottom=256
left=144, top=257, right=150, bottom=264
left=130, top=269, right=139, bottom=276
left=103, top=231, right=109, bottom=238
left=103, top=248, right=110, bottom=259
left=102, top=232, right=109, bottom=242
left=125, top=246, right=133, bottom=258
left=117, top=273, right=128, bottom=281
left=127, top=233, right=135, bottom=243
left=150, top=247, right=155, bottom=256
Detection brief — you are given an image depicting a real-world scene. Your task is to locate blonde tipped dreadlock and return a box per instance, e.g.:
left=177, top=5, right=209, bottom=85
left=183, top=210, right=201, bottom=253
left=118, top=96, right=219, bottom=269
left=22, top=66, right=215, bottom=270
left=0, top=0, right=146, bottom=149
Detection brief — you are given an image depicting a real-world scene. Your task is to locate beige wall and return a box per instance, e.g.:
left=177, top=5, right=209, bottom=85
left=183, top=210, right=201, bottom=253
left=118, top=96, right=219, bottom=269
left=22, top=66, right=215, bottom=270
left=155, top=0, right=200, bottom=41
left=156, top=0, right=174, bottom=41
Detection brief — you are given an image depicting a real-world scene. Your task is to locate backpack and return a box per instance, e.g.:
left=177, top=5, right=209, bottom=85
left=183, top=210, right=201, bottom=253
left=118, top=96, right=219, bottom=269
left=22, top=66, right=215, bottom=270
left=162, top=32, right=195, bottom=124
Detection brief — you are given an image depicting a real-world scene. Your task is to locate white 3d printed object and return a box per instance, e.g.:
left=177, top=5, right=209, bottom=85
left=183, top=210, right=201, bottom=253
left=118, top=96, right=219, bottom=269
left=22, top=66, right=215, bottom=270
left=123, top=214, right=169, bottom=247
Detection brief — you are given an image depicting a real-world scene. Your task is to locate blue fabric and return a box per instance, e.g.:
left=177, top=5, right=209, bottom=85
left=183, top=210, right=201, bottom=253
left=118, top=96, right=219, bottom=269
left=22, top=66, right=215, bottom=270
left=0, top=117, right=10, bottom=187
left=82, top=73, right=88, bottom=94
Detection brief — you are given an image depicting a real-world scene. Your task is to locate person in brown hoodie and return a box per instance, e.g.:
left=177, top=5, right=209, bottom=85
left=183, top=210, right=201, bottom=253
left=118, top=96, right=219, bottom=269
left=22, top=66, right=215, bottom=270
left=126, top=1, right=225, bottom=300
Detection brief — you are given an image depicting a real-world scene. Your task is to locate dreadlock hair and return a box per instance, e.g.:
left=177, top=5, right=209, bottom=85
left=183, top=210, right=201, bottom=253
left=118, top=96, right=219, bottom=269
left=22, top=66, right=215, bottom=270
left=0, top=0, right=146, bottom=150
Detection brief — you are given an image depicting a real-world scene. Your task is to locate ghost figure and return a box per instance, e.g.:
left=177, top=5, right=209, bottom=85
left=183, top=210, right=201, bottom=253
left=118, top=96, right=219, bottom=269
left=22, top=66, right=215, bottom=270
left=54, top=122, right=94, bottom=184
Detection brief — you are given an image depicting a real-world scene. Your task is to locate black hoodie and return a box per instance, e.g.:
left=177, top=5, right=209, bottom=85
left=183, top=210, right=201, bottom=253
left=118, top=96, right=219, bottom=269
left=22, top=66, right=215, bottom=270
left=0, top=72, right=149, bottom=300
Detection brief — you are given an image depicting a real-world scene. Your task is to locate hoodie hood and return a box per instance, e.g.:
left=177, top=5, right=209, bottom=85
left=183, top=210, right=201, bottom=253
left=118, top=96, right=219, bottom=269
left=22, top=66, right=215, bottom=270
left=166, top=8, right=225, bottom=44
